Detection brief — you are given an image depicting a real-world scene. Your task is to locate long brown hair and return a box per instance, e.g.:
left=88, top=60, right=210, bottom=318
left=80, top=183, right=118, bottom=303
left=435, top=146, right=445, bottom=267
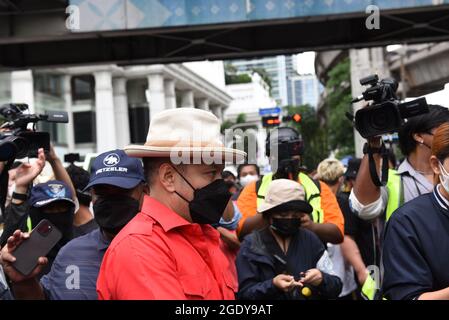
left=431, top=122, right=449, bottom=184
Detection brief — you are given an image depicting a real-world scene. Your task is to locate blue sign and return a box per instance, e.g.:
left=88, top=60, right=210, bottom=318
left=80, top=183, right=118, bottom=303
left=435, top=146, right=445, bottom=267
left=259, top=107, right=281, bottom=116
left=70, top=0, right=449, bottom=32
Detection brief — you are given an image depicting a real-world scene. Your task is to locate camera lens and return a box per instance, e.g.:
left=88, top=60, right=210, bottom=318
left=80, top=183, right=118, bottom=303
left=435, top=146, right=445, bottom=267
left=0, top=140, right=18, bottom=161
left=370, top=112, right=389, bottom=130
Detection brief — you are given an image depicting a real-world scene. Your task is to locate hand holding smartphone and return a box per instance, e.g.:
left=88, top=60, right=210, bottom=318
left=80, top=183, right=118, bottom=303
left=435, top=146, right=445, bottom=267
left=11, top=219, right=62, bottom=276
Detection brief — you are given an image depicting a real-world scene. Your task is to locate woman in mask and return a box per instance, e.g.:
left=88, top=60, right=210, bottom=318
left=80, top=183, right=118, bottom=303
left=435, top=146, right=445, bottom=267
left=238, top=163, right=260, bottom=188
left=383, top=122, right=449, bottom=300
left=236, top=179, right=342, bottom=300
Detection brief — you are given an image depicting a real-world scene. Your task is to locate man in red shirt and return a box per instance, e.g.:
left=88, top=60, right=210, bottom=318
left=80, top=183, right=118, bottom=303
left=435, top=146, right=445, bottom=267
left=97, top=108, right=246, bottom=300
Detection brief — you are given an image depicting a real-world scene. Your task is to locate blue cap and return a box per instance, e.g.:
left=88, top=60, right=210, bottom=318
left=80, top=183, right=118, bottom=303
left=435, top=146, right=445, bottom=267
left=29, top=180, right=75, bottom=208
left=85, top=149, right=145, bottom=190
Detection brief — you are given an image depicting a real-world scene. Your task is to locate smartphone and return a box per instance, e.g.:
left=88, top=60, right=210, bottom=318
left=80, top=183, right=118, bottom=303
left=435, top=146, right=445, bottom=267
left=12, top=219, right=62, bottom=276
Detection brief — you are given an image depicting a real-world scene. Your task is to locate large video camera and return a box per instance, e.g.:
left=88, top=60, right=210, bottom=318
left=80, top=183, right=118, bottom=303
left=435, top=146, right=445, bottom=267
left=0, top=103, right=68, bottom=161
left=351, top=74, right=429, bottom=138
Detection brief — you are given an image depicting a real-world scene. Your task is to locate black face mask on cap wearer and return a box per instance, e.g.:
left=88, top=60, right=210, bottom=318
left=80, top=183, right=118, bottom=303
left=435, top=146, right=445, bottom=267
left=270, top=217, right=301, bottom=238
left=29, top=206, right=75, bottom=259
left=93, top=195, right=140, bottom=235
left=172, top=166, right=231, bottom=225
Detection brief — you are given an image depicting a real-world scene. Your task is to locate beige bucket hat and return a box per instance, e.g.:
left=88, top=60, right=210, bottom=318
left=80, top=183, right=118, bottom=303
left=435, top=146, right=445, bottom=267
left=258, top=179, right=313, bottom=214
left=124, top=108, right=246, bottom=163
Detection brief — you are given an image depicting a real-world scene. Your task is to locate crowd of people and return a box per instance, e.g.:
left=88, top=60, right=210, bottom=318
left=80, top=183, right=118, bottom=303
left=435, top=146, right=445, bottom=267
left=0, top=105, right=449, bottom=300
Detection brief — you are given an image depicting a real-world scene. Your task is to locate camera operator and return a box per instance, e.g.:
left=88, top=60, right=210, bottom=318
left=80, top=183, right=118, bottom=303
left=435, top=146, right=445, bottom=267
left=0, top=146, right=77, bottom=248
left=351, top=105, right=449, bottom=222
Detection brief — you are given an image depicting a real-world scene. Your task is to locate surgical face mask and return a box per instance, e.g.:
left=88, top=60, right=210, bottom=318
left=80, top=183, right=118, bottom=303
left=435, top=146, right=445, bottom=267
left=240, top=174, right=259, bottom=187
left=172, top=167, right=231, bottom=225
left=439, top=162, right=449, bottom=193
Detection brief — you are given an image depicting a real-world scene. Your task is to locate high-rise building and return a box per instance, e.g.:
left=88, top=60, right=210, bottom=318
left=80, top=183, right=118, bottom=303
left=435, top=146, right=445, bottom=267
left=227, top=55, right=289, bottom=106
left=287, top=74, right=323, bottom=108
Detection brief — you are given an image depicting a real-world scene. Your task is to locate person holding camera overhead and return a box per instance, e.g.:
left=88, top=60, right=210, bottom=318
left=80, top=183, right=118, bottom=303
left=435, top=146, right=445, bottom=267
left=382, top=122, right=449, bottom=300
left=237, top=127, right=344, bottom=245
left=351, top=104, right=449, bottom=222
left=350, top=104, right=449, bottom=299
left=0, top=146, right=77, bottom=248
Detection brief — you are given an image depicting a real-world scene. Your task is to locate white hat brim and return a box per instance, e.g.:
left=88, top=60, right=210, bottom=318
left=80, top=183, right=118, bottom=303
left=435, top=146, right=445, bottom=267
left=124, top=144, right=246, bottom=163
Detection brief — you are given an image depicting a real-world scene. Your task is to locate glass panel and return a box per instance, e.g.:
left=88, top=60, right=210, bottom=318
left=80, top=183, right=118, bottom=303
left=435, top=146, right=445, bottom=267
left=72, top=75, right=95, bottom=101
left=74, top=111, right=96, bottom=143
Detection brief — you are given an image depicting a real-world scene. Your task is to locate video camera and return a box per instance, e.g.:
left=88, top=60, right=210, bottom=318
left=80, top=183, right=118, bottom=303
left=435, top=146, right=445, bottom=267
left=351, top=74, right=429, bottom=138
left=0, top=103, right=68, bottom=161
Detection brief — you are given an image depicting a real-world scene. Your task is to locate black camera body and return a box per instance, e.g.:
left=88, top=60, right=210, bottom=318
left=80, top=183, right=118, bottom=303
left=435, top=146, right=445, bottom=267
left=352, top=74, right=429, bottom=138
left=64, top=153, right=80, bottom=164
left=0, top=103, right=68, bottom=161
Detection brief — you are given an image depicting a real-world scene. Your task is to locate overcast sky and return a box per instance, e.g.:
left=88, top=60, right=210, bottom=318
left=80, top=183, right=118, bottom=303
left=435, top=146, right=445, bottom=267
left=296, top=51, right=316, bottom=75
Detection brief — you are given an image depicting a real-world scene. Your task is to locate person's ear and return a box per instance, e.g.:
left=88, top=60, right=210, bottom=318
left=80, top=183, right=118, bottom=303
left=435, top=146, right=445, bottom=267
left=413, top=133, right=425, bottom=145
left=430, top=155, right=441, bottom=176
left=158, top=163, right=177, bottom=192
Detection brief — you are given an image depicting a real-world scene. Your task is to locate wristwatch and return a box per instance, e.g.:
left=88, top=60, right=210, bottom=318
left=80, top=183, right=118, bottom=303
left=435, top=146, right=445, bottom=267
left=12, top=192, right=28, bottom=201
left=363, top=142, right=384, bottom=155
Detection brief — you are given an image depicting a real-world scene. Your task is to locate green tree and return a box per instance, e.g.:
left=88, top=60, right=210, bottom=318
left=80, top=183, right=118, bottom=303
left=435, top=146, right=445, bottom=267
left=236, top=113, right=246, bottom=124
left=324, top=57, right=354, bottom=157
left=220, top=113, right=247, bottom=133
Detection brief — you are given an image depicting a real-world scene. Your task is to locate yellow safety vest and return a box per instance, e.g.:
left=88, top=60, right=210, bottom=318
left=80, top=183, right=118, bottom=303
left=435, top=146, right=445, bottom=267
left=361, top=274, right=377, bottom=300
left=256, top=172, right=324, bottom=224
left=361, top=169, right=402, bottom=300
left=27, top=216, right=32, bottom=232
left=385, top=169, right=403, bottom=222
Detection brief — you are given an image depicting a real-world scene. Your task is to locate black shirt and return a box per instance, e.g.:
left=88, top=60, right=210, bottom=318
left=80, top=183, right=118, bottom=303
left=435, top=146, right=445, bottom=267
left=337, top=192, right=379, bottom=267
left=73, top=219, right=98, bottom=238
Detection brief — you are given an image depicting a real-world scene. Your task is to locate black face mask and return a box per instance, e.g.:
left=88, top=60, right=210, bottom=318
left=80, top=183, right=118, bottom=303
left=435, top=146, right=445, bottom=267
left=93, top=195, right=140, bottom=235
left=172, top=167, right=231, bottom=225
left=270, top=218, right=301, bottom=238
left=29, top=206, right=75, bottom=259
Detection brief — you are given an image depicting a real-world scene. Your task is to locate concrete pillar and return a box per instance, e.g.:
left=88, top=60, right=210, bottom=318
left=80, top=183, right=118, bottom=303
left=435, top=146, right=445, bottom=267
left=350, top=48, right=391, bottom=158
left=62, top=75, right=75, bottom=152
left=113, top=77, right=131, bottom=148
left=180, top=90, right=194, bottom=108
left=11, top=70, right=35, bottom=113
left=164, top=79, right=176, bottom=109
left=210, top=105, right=223, bottom=120
left=94, top=71, right=117, bottom=153
left=196, top=98, right=209, bottom=111
left=148, top=73, right=165, bottom=118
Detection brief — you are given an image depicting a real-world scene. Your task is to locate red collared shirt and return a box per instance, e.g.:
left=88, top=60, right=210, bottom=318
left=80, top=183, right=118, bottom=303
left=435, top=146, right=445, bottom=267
left=96, top=195, right=237, bottom=300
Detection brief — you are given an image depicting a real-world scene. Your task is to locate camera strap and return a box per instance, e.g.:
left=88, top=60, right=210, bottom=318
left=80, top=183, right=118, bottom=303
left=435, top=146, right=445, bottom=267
left=368, top=144, right=389, bottom=187
left=0, top=160, right=13, bottom=214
